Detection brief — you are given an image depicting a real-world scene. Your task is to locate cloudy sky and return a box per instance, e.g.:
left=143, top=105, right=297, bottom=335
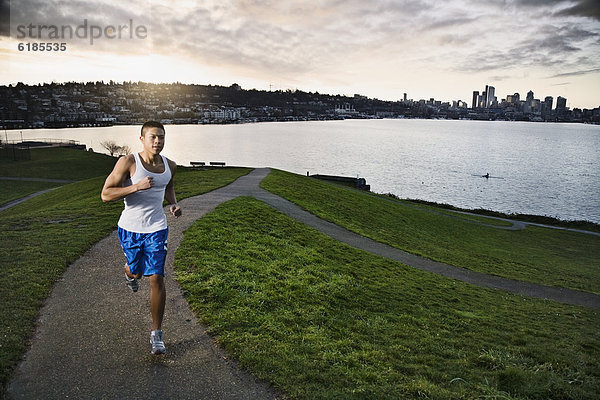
left=1, top=0, right=599, bottom=108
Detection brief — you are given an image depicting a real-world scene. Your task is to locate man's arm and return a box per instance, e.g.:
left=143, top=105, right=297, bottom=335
left=101, top=155, right=152, bottom=203
left=165, top=159, right=181, bottom=217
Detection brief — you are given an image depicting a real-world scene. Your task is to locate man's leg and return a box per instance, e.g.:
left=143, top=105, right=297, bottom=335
left=145, top=228, right=168, bottom=354
left=119, top=228, right=143, bottom=292
left=149, top=274, right=166, bottom=331
left=124, top=264, right=143, bottom=280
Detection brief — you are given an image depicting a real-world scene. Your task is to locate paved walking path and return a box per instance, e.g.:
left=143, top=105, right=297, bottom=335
left=8, top=169, right=281, bottom=400
left=0, top=177, right=76, bottom=212
left=363, top=189, right=600, bottom=237
left=0, top=176, right=76, bottom=183
left=0, top=188, right=60, bottom=212
left=8, top=168, right=599, bottom=399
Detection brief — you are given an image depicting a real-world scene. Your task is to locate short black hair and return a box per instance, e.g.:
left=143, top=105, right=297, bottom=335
left=141, top=121, right=165, bottom=136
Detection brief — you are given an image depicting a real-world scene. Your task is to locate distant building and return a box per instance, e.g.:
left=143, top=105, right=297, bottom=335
left=506, top=92, right=520, bottom=104
left=485, top=85, right=495, bottom=108
left=542, top=96, right=553, bottom=118
left=556, top=96, right=567, bottom=115
left=334, top=103, right=358, bottom=115
left=526, top=90, right=534, bottom=103
left=204, top=108, right=241, bottom=120
left=523, top=90, right=535, bottom=113
left=472, top=91, right=479, bottom=109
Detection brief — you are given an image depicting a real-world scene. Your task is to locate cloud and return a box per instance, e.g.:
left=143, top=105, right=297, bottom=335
left=454, top=22, right=600, bottom=74
left=555, top=0, right=600, bottom=21
left=2, top=0, right=599, bottom=107
left=488, top=75, right=512, bottom=81
left=4, top=0, right=152, bottom=52
left=549, top=67, right=600, bottom=78
left=513, top=0, right=567, bottom=7
left=146, top=0, right=440, bottom=82
left=0, top=0, right=10, bottom=36
left=424, top=15, right=479, bottom=30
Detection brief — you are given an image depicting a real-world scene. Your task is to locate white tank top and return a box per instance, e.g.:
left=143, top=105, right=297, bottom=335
left=117, top=152, right=172, bottom=233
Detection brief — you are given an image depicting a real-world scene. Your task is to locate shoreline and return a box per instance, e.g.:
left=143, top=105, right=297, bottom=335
left=3, top=116, right=600, bottom=131
left=399, top=196, right=600, bottom=233
left=4, top=125, right=598, bottom=226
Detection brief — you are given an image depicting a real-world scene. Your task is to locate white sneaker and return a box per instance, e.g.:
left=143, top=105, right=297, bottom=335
left=150, top=330, right=166, bottom=355
left=125, top=272, right=139, bottom=292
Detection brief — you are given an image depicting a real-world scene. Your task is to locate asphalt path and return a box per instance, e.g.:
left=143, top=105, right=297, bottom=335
left=0, top=176, right=76, bottom=212
left=7, top=168, right=599, bottom=399
left=7, top=169, right=280, bottom=400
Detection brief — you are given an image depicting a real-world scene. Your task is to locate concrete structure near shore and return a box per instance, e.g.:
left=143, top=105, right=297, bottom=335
left=310, top=174, right=370, bottom=191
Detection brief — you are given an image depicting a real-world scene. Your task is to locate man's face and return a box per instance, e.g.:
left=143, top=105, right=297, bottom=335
left=141, top=127, right=165, bottom=155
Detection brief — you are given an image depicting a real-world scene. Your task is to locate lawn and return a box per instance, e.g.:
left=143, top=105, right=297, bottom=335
left=0, top=155, right=250, bottom=397
left=0, top=147, right=117, bottom=180
left=260, top=169, right=600, bottom=294
left=0, top=180, right=63, bottom=206
left=2, top=156, right=598, bottom=400
left=0, top=147, right=117, bottom=206
left=175, top=196, right=600, bottom=399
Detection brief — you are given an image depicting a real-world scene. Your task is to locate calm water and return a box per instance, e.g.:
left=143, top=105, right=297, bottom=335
left=8, top=119, right=600, bottom=223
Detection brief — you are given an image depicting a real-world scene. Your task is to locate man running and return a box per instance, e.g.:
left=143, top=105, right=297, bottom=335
left=101, top=121, right=181, bottom=355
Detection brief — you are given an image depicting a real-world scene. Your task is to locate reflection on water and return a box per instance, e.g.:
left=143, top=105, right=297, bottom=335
left=9, top=119, right=600, bottom=222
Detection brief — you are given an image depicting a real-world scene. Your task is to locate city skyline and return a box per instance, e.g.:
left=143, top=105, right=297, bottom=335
left=1, top=0, right=599, bottom=109
left=4, top=81, right=598, bottom=131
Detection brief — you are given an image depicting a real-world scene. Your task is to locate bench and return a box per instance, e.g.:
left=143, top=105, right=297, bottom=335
left=190, top=161, right=205, bottom=167
left=209, top=162, right=226, bottom=167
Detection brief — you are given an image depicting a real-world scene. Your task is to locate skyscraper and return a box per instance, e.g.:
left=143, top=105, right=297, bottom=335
left=556, top=96, right=567, bottom=114
left=472, top=91, right=479, bottom=109
left=543, top=96, right=553, bottom=117
left=526, top=90, right=534, bottom=103
left=486, top=85, right=495, bottom=108
left=524, top=90, right=535, bottom=113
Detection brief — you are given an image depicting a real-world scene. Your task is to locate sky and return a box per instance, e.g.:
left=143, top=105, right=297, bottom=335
left=1, top=0, right=599, bottom=109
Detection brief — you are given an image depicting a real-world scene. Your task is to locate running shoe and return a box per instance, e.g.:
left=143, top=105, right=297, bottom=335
left=125, top=272, right=139, bottom=292
left=150, top=330, right=166, bottom=355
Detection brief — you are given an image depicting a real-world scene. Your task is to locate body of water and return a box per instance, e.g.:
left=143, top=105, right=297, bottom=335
left=7, top=119, right=600, bottom=223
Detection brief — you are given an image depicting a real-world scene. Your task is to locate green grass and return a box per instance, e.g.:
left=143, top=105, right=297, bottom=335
left=2, top=152, right=598, bottom=399
left=175, top=197, right=600, bottom=399
left=0, top=159, right=250, bottom=397
left=0, top=147, right=117, bottom=180
left=404, top=198, right=600, bottom=233
left=261, top=170, right=600, bottom=294
left=0, top=178, right=123, bottom=398
left=173, top=167, right=252, bottom=200
left=0, top=180, right=63, bottom=206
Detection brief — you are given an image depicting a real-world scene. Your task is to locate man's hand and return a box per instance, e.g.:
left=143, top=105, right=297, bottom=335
left=136, top=176, right=154, bottom=191
left=170, top=204, right=182, bottom=218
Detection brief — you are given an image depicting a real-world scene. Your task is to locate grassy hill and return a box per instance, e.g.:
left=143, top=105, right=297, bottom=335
left=0, top=148, right=250, bottom=397
left=175, top=195, right=600, bottom=399
left=2, top=149, right=598, bottom=399
left=0, top=148, right=117, bottom=207
left=175, top=198, right=600, bottom=400
left=0, top=147, right=117, bottom=180
left=260, top=169, right=600, bottom=295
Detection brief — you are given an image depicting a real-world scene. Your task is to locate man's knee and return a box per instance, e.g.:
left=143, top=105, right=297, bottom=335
left=149, top=274, right=165, bottom=287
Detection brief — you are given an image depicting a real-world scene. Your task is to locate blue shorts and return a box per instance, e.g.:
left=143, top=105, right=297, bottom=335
left=117, top=227, right=169, bottom=276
